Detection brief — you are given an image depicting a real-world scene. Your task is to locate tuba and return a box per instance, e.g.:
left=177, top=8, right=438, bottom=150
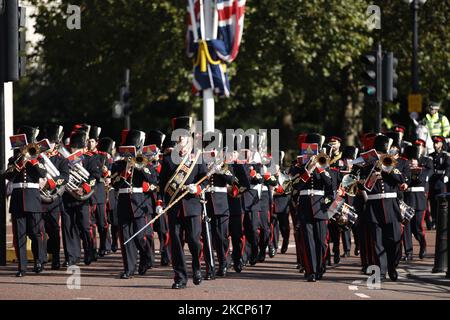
left=273, top=172, right=293, bottom=196
left=59, top=145, right=95, bottom=201
left=39, top=152, right=65, bottom=203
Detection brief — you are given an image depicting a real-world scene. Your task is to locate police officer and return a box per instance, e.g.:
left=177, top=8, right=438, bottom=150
left=357, top=134, right=405, bottom=281
left=4, top=126, right=47, bottom=276
left=158, top=116, right=208, bottom=289
left=423, top=101, right=450, bottom=138
left=428, top=135, right=450, bottom=229
left=112, top=130, right=156, bottom=278
left=61, top=129, right=101, bottom=267
left=403, top=141, right=433, bottom=260
left=292, top=133, right=333, bottom=282
left=41, top=125, right=70, bottom=270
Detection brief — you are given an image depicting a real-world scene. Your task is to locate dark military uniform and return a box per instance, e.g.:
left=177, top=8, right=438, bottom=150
left=403, top=153, right=433, bottom=259
left=4, top=154, right=47, bottom=274
left=158, top=150, right=207, bottom=286
left=62, top=151, right=101, bottom=266
left=258, top=168, right=277, bottom=261
left=357, top=164, right=404, bottom=279
left=272, top=171, right=292, bottom=254
left=292, top=164, right=333, bottom=281
left=204, top=167, right=234, bottom=276
left=428, top=150, right=450, bottom=225
left=41, top=149, right=70, bottom=268
left=112, top=159, right=157, bottom=276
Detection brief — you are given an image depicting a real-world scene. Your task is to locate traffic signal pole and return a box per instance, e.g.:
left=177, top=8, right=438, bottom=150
left=0, top=82, right=6, bottom=266
left=124, top=69, right=130, bottom=130
left=376, top=43, right=383, bottom=133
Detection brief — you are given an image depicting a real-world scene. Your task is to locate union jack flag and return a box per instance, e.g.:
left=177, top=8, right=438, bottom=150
left=186, top=0, right=246, bottom=97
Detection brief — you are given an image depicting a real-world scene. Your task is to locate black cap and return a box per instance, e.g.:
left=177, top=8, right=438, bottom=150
left=305, top=133, right=325, bottom=149
left=70, top=130, right=88, bottom=149
left=342, top=146, right=358, bottom=160
left=145, top=130, right=166, bottom=148
left=385, top=131, right=402, bottom=148
left=72, top=123, right=90, bottom=134
left=124, top=129, right=145, bottom=149
left=89, top=126, right=102, bottom=140
left=97, top=137, right=115, bottom=155
left=404, top=145, right=420, bottom=160
left=373, top=134, right=391, bottom=153
left=42, top=124, right=64, bottom=144
left=17, top=126, right=39, bottom=144
left=171, top=116, right=193, bottom=132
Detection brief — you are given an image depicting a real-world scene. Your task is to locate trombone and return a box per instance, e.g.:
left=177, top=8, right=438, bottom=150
left=306, top=152, right=331, bottom=171
left=14, top=143, right=41, bottom=168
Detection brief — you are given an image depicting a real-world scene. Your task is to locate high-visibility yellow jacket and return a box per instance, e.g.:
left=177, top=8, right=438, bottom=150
left=425, top=113, right=450, bottom=137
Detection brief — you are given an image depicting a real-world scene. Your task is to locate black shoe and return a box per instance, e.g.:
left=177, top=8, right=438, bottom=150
left=120, top=272, right=133, bottom=279
left=306, top=274, right=316, bottom=282
left=281, top=240, right=289, bottom=254
left=268, top=246, right=276, bottom=258
left=84, top=255, right=92, bottom=266
left=233, top=262, right=243, bottom=273
left=341, top=251, right=350, bottom=258
left=205, top=272, right=216, bottom=280
left=161, top=257, right=170, bottom=266
left=333, top=251, right=340, bottom=264
left=33, top=263, right=43, bottom=274
left=217, top=267, right=227, bottom=277
left=98, top=250, right=107, bottom=257
left=16, top=271, right=25, bottom=277
left=193, top=271, right=202, bottom=285
left=51, top=254, right=61, bottom=270
left=388, top=269, right=398, bottom=281
left=316, top=272, right=323, bottom=280
left=138, top=262, right=150, bottom=275
left=111, top=244, right=118, bottom=253
left=249, top=255, right=258, bottom=266
left=354, top=248, right=360, bottom=256
left=296, top=263, right=301, bottom=269
left=257, top=251, right=265, bottom=263
left=172, top=280, right=186, bottom=289
left=419, top=247, right=426, bottom=259
left=299, top=266, right=305, bottom=273
left=361, top=266, right=368, bottom=274
left=92, top=250, right=98, bottom=262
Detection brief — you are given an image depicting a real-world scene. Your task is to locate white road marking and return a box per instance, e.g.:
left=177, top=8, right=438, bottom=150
left=348, top=285, right=359, bottom=291
left=355, top=293, right=371, bottom=299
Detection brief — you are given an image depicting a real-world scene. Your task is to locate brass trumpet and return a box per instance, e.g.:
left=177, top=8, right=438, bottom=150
left=21, top=143, right=40, bottom=161
left=307, top=152, right=331, bottom=170
left=377, top=154, right=398, bottom=173
left=130, top=153, right=149, bottom=169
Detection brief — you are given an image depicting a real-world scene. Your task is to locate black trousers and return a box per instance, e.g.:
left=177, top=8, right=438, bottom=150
left=243, top=209, right=260, bottom=262
left=11, top=212, right=45, bottom=272
left=291, top=204, right=303, bottom=266
left=92, top=203, right=111, bottom=252
left=62, top=204, right=94, bottom=263
left=118, top=215, right=153, bottom=274
left=403, top=210, right=427, bottom=255
left=210, top=214, right=229, bottom=270
left=168, top=212, right=202, bottom=284
left=153, top=214, right=171, bottom=263
left=272, top=211, right=290, bottom=249
left=368, top=221, right=402, bottom=276
left=201, top=215, right=215, bottom=274
left=298, top=219, right=328, bottom=276
left=259, top=192, right=271, bottom=254
left=429, top=180, right=447, bottom=222
left=229, top=213, right=245, bottom=265
left=43, top=205, right=62, bottom=258
left=328, top=223, right=341, bottom=255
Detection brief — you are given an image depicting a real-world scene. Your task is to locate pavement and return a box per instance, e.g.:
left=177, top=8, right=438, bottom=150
left=0, top=228, right=449, bottom=300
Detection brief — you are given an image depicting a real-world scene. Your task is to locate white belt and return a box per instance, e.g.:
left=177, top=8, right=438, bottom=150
left=12, top=183, right=39, bottom=189
left=366, top=192, right=397, bottom=200
left=207, top=186, right=227, bottom=193
left=406, top=187, right=425, bottom=192
left=118, top=187, right=143, bottom=194
left=262, top=185, right=269, bottom=191
left=251, top=184, right=260, bottom=190
left=435, top=170, right=445, bottom=174
left=299, top=189, right=325, bottom=196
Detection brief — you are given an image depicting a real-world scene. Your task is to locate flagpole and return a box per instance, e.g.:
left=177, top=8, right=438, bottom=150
left=202, top=0, right=215, bottom=135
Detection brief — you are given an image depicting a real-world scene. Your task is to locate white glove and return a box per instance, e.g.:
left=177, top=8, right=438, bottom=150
left=214, top=164, right=222, bottom=173
left=187, top=184, right=198, bottom=194
left=444, top=176, right=449, bottom=184
left=155, top=205, right=164, bottom=215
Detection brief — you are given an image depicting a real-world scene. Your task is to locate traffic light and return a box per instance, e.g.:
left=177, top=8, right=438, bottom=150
left=360, top=51, right=379, bottom=98
left=120, top=86, right=131, bottom=115
left=0, top=0, right=26, bottom=82
left=382, top=51, right=398, bottom=102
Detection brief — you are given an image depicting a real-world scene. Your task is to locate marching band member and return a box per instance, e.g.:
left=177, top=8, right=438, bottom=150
left=112, top=130, right=156, bottom=278
left=41, top=125, right=70, bottom=270
left=292, top=133, right=333, bottom=282
left=403, top=140, right=433, bottom=261
left=61, top=129, right=101, bottom=267
left=4, top=126, right=48, bottom=276
left=158, top=116, right=208, bottom=289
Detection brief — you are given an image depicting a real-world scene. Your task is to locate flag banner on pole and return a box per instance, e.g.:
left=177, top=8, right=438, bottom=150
left=9, top=134, right=28, bottom=149
left=186, top=0, right=246, bottom=97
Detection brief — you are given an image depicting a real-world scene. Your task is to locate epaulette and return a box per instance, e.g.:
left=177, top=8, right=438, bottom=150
left=85, top=151, right=94, bottom=157
left=399, top=156, right=408, bottom=161
left=97, top=151, right=108, bottom=156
